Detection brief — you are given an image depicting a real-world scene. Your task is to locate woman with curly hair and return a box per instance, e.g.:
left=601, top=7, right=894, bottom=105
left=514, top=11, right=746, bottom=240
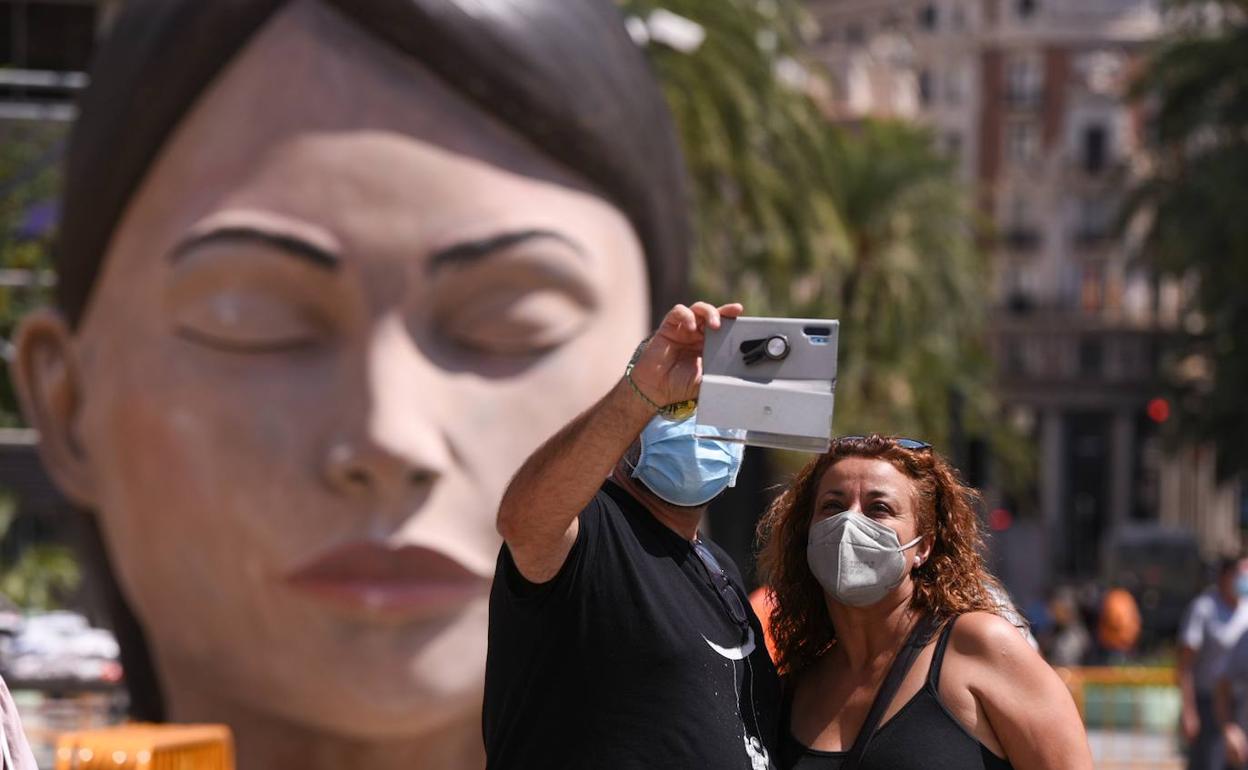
left=756, top=435, right=1090, bottom=769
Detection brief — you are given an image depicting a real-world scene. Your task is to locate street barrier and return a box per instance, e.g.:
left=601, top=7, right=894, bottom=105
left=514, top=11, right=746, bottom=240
left=40, top=667, right=1179, bottom=769
left=53, top=724, right=233, bottom=770
left=1057, top=666, right=1182, bottom=770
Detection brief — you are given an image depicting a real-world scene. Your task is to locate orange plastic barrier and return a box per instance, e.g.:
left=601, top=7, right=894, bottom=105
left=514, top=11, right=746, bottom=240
left=54, top=724, right=233, bottom=770
left=1056, top=666, right=1182, bottom=770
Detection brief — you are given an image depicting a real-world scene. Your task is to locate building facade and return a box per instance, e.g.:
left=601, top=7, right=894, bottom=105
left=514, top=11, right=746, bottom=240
left=805, top=0, right=1244, bottom=602
left=0, top=0, right=104, bottom=121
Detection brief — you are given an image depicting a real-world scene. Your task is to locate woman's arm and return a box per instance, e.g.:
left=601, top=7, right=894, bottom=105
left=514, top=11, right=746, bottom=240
left=956, top=612, right=1093, bottom=770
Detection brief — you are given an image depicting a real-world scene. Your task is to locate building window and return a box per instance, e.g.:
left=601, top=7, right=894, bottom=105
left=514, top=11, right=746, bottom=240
left=1080, top=264, right=1107, bottom=315
left=1004, top=265, right=1039, bottom=313
left=951, top=2, right=968, bottom=29
left=1005, top=226, right=1041, bottom=251
left=918, top=69, right=933, bottom=107
left=1017, top=0, right=1039, bottom=19
left=0, top=1, right=98, bottom=70
left=945, top=66, right=964, bottom=105
left=1005, top=54, right=1043, bottom=108
left=945, top=131, right=963, bottom=159
left=1082, top=124, right=1108, bottom=174
left=1078, top=337, right=1103, bottom=376
left=1009, top=193, right=1028, bottom=225
left=1075, top=196, right=1114, bottom=245
left=919, top=3, right=939, bottom=30
left=1005, top=343, right=1027, bottom=374
left=1003, top=193, right=1041, bottom=250
left=1006, top=120, right=1040, bottom=164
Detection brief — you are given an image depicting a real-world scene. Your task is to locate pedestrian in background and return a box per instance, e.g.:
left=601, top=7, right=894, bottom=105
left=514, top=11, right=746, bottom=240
left=1097, top=586, right=1141, bottom=663
left=1047, top=587, right=1092, bottom=667
left=1179, top=555, right=1248, bottom=770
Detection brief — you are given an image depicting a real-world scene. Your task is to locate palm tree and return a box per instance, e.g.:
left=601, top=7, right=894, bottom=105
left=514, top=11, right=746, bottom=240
left=619, top=0, right=850, bottom=315
left=619, top=1, right=1008, bottom=461
left=1128, top=0, right=1248, bottom=477
left=813, top=120, right=998, bottom=454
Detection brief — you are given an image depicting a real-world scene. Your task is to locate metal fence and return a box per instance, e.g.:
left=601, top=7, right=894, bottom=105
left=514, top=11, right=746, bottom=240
left=1058, top=666, right=1183, bottom=770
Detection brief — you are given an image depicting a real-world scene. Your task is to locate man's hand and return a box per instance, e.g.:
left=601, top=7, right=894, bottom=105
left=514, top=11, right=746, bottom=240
left=628, top=302, right=743, bottom=407
left=1227, top=723, right=1248, bottom=767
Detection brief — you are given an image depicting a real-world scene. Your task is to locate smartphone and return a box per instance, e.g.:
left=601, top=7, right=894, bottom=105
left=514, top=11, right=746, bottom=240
left=696, top=316, right=839, bottom=453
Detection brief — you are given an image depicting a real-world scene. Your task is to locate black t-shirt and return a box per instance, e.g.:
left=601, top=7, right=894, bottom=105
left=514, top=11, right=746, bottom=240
left=483, top=481, right=781, bottom=769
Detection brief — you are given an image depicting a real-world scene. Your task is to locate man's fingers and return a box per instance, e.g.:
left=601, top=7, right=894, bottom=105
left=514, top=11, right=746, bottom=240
left=662, top=304, right=696, bottom=334
left=689, top=301, right=721, bottom=330
left=660, top=300, right=743, bottom=339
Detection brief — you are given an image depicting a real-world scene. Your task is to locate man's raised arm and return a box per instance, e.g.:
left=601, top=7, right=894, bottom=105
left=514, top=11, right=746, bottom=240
left=496, top=301, right=741, bottom=582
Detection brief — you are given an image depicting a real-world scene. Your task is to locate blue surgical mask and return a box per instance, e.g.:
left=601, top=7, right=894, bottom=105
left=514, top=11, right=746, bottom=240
left=1236, top=572, right=1248, bottom=598
left=629, top=416, right=745, bottom=507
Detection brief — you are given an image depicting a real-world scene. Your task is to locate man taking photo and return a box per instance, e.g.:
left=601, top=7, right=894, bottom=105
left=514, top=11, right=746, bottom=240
left=483, top=301, right=779, bottom=769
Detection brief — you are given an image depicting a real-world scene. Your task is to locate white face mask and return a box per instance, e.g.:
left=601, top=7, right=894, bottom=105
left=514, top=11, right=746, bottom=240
left=807, top=511, right=923, bottom=607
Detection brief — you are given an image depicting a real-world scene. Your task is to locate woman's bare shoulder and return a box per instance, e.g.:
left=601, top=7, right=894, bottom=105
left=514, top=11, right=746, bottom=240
left=948, top=611, right=1043, bottom=670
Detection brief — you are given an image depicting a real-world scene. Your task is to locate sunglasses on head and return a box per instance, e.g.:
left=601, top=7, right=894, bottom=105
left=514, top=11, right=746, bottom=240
left=837, top=435, right=933, bottom=451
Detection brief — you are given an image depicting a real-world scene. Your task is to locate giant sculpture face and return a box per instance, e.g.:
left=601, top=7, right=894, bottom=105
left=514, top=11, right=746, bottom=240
left=14, top=0, right=649, bottom=757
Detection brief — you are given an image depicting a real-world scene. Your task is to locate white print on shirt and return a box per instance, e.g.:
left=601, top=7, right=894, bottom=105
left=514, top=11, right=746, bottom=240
left=744, top=734, right=771, bottom=770
left=723, top=646, right=773, bottom=770
left=703, top=627, right=757, bottom=660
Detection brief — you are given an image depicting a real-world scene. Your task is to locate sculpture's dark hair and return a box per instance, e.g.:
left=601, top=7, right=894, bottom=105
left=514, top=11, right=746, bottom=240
left=58, top=0, right=691, bottom=719
left=58, top=0, right=689, bottom=327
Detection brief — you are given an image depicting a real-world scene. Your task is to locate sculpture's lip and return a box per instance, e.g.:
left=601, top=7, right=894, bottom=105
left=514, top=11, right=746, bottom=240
left=284, top=541, right=488, bottom=620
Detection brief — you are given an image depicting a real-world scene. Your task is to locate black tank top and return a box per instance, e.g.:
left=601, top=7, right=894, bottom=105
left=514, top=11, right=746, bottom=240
left=779, top=617, right=1015, bottom=770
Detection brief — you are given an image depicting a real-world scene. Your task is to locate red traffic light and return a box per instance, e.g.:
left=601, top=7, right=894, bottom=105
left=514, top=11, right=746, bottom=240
left=1146, top=397, right=1170, bottom=424
left=988, top=508, right=1013, bottom=532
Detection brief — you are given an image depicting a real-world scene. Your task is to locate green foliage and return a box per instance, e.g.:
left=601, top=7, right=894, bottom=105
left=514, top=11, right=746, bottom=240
left=813, top=121, right=995, bottom=450
left=619, top=0, right=849, bottom=315
left=0, top=121, right=64, bottom=428
left=0, top=489, right=81, bottom=611
left=618, top=1, right=1019, bottom=472
left=1129, top=0, right=1248, bottom=477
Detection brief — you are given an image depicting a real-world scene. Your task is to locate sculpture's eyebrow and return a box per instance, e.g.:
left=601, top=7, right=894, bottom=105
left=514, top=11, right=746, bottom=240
left=427, top=229, right=586, bottom=273
left=169, top=225, right=339, bottom=270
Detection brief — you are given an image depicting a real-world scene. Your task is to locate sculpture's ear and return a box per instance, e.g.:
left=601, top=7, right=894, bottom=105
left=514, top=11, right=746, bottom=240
left=10, top=309, right=97, bottom=506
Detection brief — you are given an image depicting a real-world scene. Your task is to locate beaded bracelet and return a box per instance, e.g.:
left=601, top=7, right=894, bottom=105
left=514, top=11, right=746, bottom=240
left=624, top=338, right=697, bottom=421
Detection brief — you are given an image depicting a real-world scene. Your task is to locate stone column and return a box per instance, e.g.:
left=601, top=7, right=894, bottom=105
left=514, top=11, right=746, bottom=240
left=1109, top=408, right=1134, bottom=528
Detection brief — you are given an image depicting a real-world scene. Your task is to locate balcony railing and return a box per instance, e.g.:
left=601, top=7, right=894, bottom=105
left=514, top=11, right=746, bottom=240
left=0, top=68, right=89, bottom=122
left=1072, top=228, right=1115, bottom=248
left=1004, top=88, right=1044, bottom=110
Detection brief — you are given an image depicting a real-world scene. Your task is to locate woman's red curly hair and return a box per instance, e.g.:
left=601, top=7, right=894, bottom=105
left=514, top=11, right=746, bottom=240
left=756, top=435, right=1008, bottom=676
